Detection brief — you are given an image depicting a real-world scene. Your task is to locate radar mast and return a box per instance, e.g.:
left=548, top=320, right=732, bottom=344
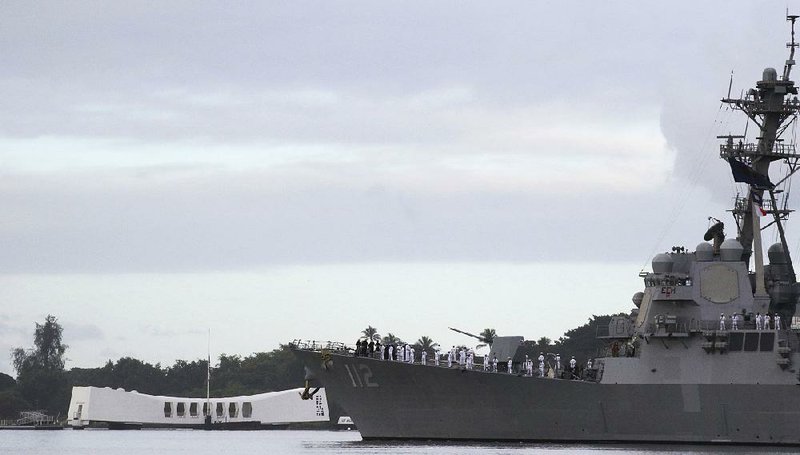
left=720, top=15, right=800, bottom=319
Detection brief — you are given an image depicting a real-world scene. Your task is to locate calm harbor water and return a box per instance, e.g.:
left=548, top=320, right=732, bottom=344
left=1, top=430, right=798, bottom=455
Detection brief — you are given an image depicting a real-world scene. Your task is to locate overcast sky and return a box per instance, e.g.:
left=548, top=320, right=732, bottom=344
left=1, top=1, right=798, bottom=376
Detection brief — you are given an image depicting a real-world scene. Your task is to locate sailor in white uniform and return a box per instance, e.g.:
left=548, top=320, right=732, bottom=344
left=764, top=314, right=771, bottom=330
left=447, top=350, right=453, bottom=367
left=719, top=313, right=726, bottom=331
left=388, top=345, right=394, bottom=361
left=569, top=356, right=576, bottom=371
left=379, top=344, right=385, bottom=360
left=538, top=352, right=545, bottom=377
left=776, top=314, right=782, bottom=330
left=434, top=349, right=440, bottom=366
left=507, top=358, right=513, bottom=374
left=756, top=312, right=763, bottom=330
left=731, top=313, right=738, bottom=330
left=421, top=350, right=427, bottom=365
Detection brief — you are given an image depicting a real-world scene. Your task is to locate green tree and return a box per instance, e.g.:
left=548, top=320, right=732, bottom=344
left=477, top=328, right=497, bottom=349
left=536, top=336, right=553, bottom=353
left=382, top=333, right=403, bottom=345
left=414, top=336, right=439, bottom=356
left=11, top=315, right=70, bottom=414
left=361, top=326, right=380, bottom=341
left=555, top=314, right=617, bottom=366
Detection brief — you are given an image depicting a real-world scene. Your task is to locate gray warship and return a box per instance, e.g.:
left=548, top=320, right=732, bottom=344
left=292, top=17, right=800, bottom=444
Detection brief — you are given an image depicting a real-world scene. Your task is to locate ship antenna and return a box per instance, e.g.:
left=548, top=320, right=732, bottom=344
left=783, top=14, right=799, bottom=81
left=727, top=70, right=734, bottom=99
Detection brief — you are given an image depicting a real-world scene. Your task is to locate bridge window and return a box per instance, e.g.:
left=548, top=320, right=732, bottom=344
left=242, top=402, right=252, bottom=418
left=229, top=402, right=238, bottom=418
left=189, top=402, right=198, bottom=417
left=202, top=402, right=209, bottom=417
left=215, top=402, right=224, bottom=417
left=164, top=402, right=172, bottom=418
left=176, top=402, right=186, bottom=417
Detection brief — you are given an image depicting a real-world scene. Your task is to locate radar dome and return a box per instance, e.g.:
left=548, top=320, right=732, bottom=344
left=763, top=67, right=778, bottom=82
left=768, top=242, right=787, bottom=264
left=652, top=253, right=674, bottom=273
left=720, top=239, right=744, bottom=262
left=696, top=242, right=714, bottom=261
left=632, top=292, right=644, bottom=308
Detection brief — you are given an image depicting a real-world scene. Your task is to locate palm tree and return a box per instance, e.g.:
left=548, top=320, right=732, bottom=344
left=478, top=328, right=497, bottom=348
left=361, top=326, right=380, bottom=341
left=414, top=336, right=439, bottom=355
left=382, top=333, right=402, bottom=345
left=536, top=336, right=552, bottom=353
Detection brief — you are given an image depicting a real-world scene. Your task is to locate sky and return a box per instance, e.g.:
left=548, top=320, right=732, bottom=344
left=1, top=1, right=799, bottom=376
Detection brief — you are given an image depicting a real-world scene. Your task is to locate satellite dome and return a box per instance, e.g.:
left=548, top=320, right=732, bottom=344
left=720, top=239, right=744, bottom=262
left=763, top=67, right=778, bottom=82
left=768, top=242, right=787, bottom=264
left=632, top=292, right=644, bottom=308
left=696, top=242, right=714, bottom=261
left=652, top=253, right=674, bottom=273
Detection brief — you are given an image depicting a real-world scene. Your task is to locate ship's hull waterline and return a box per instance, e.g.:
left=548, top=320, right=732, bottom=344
left=295, top=350, right=800, bottom=445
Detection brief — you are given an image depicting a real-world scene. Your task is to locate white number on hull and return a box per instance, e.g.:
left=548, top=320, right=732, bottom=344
left=344, top=363, right=379, bottom=388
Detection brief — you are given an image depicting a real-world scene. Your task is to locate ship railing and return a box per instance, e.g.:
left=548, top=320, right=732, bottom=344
left=732, top=195, right=779, bottom=212
left=719, top=141, right=798, bottom=159
left=290, top=339, right=350, bottom=353
left=643, top=274, right=691, bottom=287
left=14, top=411, right=55, bottom=426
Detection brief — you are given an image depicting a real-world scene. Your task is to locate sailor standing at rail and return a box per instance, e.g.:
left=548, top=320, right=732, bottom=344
left=434, top=348, right=440, bottom=366
left=555, top=354, right=561, bottom=375
left=538, top=352, right=545, bottom=377
left=421, top=349, right=427, bottom=365
left=492, top=354, right=498, bottom=372
left=409, top=346, right=415, bottom=364
left=764, top=314, right=771, bottom=330
left=379, top=343, right=385, bottom=360
left=776, top=314, right=782, bottom=330
left=569, top=356, right=576, bottom=371
left=756, top=312, right=763, bottom=330
left=447, top=349, right=453, bottom=367
left=719, top=313, right=726, bottom=331
left=507, top=358, right=513, bottom=374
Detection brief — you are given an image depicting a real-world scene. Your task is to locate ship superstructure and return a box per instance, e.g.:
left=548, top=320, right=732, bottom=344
left=292, top=17, right=800, bottom=445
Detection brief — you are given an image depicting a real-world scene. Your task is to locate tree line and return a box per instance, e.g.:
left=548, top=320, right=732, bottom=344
left=1, top=314, right=618, bottom=419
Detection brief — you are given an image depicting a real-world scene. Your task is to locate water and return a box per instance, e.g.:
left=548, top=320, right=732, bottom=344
left=0, top=430, right=797, bottom=454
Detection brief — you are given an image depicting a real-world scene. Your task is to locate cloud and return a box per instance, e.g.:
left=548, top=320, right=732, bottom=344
left=65, top=323, right=105, bottom=342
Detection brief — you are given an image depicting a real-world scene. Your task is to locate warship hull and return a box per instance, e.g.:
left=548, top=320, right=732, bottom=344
left=295, top=349, right=800, bottom=444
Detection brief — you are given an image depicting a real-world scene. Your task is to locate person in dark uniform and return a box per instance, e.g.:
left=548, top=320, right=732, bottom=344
left=368, top=340, right=375, bottom=356
left=355, top=339, right=362, bottom=357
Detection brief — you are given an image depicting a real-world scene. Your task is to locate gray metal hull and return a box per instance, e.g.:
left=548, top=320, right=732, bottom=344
left=295, top=350, right=800, bottom=444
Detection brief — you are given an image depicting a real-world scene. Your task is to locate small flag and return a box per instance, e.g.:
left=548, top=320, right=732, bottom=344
left=752, top=192, right=768, bottom=216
